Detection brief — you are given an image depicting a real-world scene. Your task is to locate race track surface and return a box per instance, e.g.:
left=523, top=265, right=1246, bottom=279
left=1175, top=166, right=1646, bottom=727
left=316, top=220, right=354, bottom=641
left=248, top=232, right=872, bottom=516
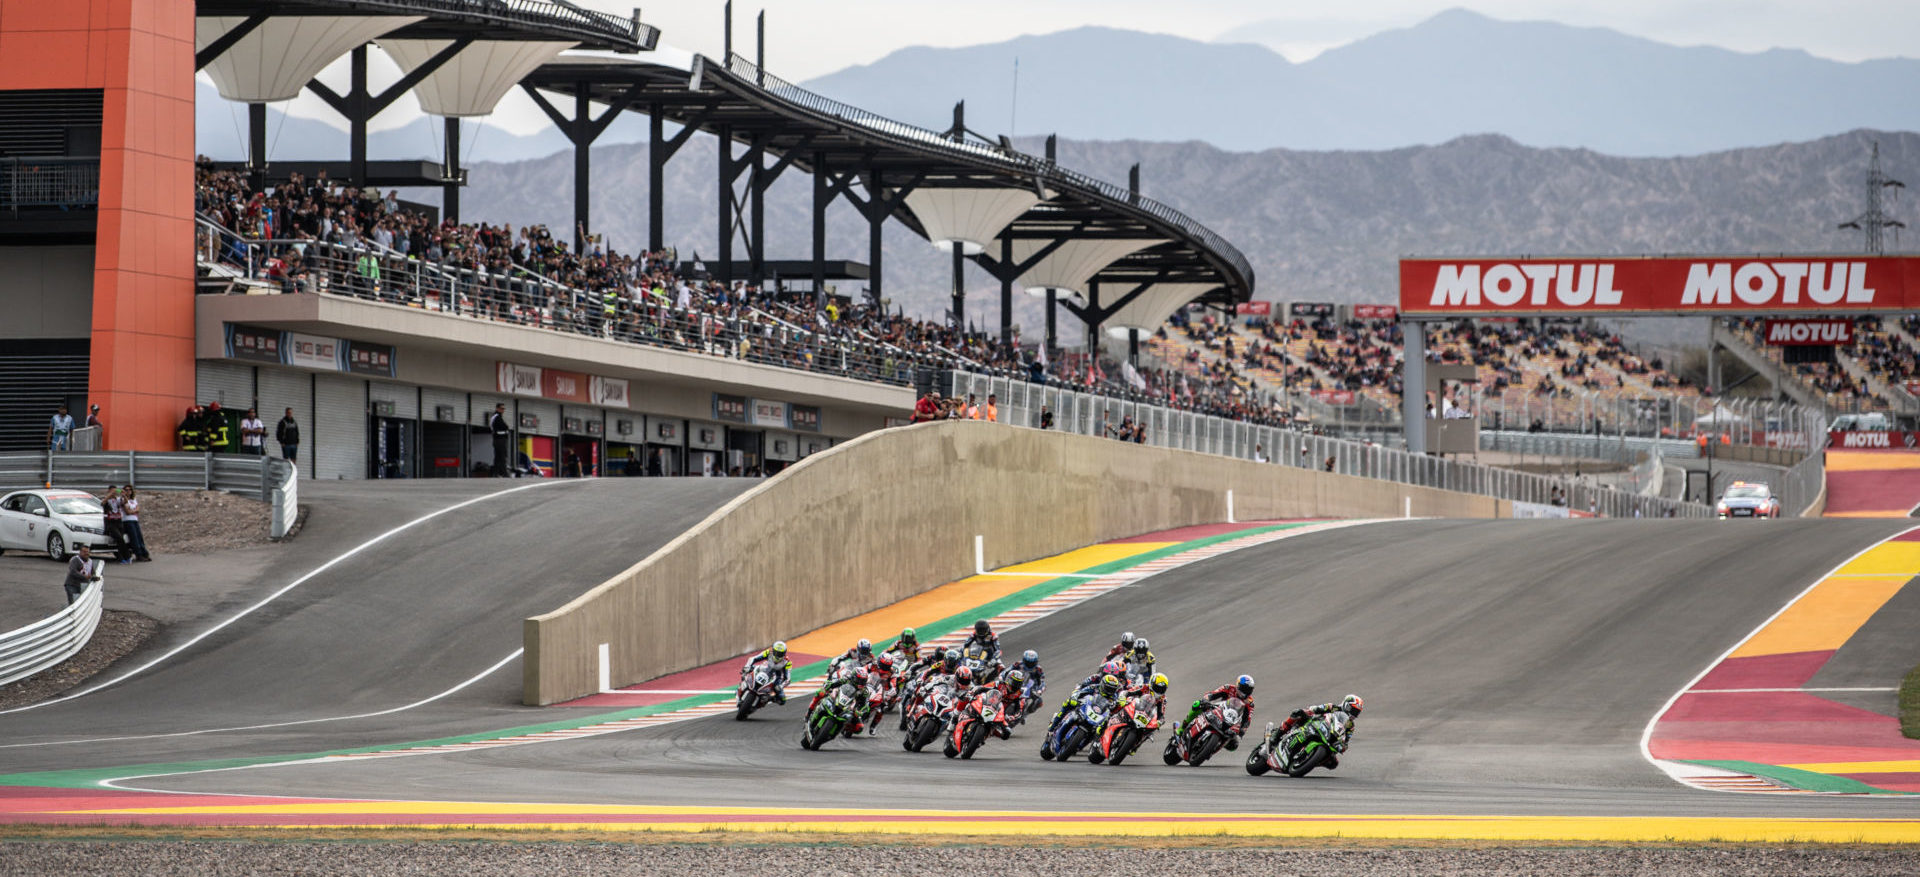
left=19, top=512, right=1913, bottom=821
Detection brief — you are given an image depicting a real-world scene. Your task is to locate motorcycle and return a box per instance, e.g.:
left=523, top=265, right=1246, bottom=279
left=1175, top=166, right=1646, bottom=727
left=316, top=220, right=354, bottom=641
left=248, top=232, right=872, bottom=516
left=945, top=688, right=1011, bottom=759
left=1089, top=691, right=1161, bottom=766
left=799, top=686, right=861, bottom=750
left=902, top=677, right=959, bottom=752
left=734, top=661, right=781, bottom=721
left=1163, top=696, right=1246, bottom=766
left=1040, top=692, right=1114, bottom=762
left=961, top=644, right=1000, bottom=684
left=1247, top=711, right=1352, bottom=777
left=1009, top=674, right=1045, bottom=729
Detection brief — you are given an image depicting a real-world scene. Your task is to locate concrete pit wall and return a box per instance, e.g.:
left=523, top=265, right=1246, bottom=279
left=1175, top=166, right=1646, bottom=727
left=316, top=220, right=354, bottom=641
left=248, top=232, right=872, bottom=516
left=524, top=420, right=1508, bottom=704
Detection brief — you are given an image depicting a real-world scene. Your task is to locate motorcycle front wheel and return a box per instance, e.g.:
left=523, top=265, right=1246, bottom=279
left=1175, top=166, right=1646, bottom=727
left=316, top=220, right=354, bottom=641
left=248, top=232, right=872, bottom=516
left=1162, top=739, right=1181, bottom=766
left=1288, top=745, right=1329, bottom=778
left=1245, top=745, right=1271, bottom=776
left=1107, top=727, right=1139, bottom=766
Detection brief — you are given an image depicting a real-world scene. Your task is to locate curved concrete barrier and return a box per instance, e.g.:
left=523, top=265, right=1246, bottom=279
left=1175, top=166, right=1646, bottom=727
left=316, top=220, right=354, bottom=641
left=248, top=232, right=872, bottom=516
left=524, top=420, right=1506, bottom=704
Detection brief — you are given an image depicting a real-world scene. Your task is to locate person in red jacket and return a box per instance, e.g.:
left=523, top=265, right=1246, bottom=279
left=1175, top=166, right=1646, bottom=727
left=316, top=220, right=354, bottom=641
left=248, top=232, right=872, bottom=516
left=1103, top=631, right=1137, bottom=661
left=911, top=390, right=942, bottom=423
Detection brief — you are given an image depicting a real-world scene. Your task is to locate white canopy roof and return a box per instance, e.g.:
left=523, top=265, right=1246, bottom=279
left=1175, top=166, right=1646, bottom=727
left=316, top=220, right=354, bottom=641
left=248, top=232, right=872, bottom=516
left=1100, top=283, right=1221, bottom=335
left=381, top=39, right=577, bottom=117
left=197, top=15, right=419, bottom=103
left=1003, top=237, right=1165, bottom=298
left=903, top=188, right=1043, bottom=256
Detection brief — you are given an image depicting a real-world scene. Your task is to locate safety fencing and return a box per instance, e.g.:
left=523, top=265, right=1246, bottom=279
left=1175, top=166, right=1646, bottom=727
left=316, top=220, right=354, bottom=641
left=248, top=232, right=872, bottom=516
left=947, top=371, right=1713, bottom=519
left=0, top=565, right=103, bottom=687
left=0, top=452, right=299, bottom=540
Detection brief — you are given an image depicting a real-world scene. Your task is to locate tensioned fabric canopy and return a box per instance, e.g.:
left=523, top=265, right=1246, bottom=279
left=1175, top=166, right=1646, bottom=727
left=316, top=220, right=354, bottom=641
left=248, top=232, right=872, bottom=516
left=902, top=188, right=1044, bottom=256
left=380, top=39, right=577, bottom=117
left=1005, top=237, right=1166, bottom=298
left=197, top=15, right=419, bottom=102
left=1101, top=283, right=1223, bottom=335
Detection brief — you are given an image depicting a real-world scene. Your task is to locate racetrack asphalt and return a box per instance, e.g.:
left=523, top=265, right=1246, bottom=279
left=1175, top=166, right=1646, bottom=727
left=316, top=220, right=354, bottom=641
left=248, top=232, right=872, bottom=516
left=18, top=505, right=1914, bottom=821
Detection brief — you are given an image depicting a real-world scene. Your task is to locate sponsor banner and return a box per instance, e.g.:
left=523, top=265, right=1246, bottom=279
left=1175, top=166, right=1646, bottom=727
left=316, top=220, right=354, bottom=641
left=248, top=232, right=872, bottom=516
left=1235, top=301, right=1273, bottom=316
left=1906, top=381, right=1920, bottom=397
left=713, top=393, right=749, bottom=423
left=1353, top=304, right=1398, bottom=320
left=590, top=375, right=629, bottom=407
left=1289, top=302, right=1335, bottom=319
left=225, top=324, right=284, bottom=364
left=790, top=404, right=822, bottom=433
left=1400, top=256, right=1920, bottom=316
left=287, top=332, right=343, bottom=371
left=1511, top=501, right=1571, bottom=519
left=541, top=369, right=590, bottom=403
left=1830, top=430, right=1920, bottom=449
left=497, top=362, right=542, bottom=397
left=750, top=399, right=790, bottom=428
left=1311, top=389, right=1357, bottom=406
left=1762, top=318, right=1854, bottom=346
left=1762, top=430, right=1812, bottom=450
left=344, top=341, right=396, bottom=378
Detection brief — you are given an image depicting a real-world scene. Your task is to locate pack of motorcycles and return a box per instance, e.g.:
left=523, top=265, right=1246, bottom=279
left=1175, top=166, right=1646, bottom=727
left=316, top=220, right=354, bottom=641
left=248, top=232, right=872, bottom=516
left=737, top=645, right=1348, bottom=778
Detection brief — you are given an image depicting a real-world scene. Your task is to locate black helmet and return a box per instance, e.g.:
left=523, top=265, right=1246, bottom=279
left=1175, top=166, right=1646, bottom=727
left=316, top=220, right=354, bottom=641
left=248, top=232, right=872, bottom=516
left=973, top=619, right=991, bottom=637
left=1021, top=649, right=1039, bottom=668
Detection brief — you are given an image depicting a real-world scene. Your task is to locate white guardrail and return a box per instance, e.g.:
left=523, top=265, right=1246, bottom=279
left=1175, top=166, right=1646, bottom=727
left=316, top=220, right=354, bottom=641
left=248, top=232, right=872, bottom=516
left=0, top=452, right=299, bottom=540
left=0, top=566, right=103, bottom=687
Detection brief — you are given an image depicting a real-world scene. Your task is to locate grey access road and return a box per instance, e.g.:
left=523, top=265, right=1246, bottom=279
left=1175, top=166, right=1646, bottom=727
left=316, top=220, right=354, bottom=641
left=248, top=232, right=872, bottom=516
left=66, top=510, right=1918, bottom=820
left=0, top=478, right=753, bottom=773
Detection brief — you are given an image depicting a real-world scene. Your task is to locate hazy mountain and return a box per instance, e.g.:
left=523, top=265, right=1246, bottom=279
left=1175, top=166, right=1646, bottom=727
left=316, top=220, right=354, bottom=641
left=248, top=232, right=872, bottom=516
left=444, top=129, right=1917, bottom=343
left=801, top=10, right=1920, bottom=156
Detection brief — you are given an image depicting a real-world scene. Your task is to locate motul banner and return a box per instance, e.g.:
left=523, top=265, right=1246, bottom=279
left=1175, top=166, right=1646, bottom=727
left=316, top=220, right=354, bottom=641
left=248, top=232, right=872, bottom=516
left=1762, top=431, right=1812, bottom=450
left=1762, top=318, right=1854, bottom=345
left=1235, top=301, right=1272, bottom=316
left=1400, top=256, right=1920, bottom=316
left=1830, top=431, right=1920, bottom=449
left=1353, top=304, right=1398, bottom=320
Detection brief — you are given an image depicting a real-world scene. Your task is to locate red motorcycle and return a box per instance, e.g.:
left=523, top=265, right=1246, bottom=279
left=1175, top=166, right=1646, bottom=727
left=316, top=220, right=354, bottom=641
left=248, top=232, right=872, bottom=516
left=1163, top=695, right=1246, bottom=766
left=902, top=676, right=959, bottom=752
left=1089, top=691, right=1162, bottom=766
left=944, top=688, right=1011, bottom=759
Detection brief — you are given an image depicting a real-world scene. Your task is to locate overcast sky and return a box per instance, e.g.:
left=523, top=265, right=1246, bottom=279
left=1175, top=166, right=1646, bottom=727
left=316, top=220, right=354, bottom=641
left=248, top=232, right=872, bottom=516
left=246, top=0, right=1919, bottom=137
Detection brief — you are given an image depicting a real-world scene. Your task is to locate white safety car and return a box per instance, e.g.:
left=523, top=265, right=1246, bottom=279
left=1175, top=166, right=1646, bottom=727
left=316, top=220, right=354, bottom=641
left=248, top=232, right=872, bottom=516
left=0, top=489, right=110, bottom=561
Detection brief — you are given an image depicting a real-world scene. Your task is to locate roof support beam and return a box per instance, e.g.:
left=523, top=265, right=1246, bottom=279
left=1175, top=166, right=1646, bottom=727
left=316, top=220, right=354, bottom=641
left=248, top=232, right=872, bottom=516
left=195, top=14, right=268, bottom=72
left=306, top=40, right=470, bottom=186
left=522, top=80, right=644, bottom=251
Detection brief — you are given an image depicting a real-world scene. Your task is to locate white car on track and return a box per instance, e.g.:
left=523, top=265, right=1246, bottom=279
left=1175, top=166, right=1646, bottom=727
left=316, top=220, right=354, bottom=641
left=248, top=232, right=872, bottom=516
left=0, top=489, right=109, bottom=561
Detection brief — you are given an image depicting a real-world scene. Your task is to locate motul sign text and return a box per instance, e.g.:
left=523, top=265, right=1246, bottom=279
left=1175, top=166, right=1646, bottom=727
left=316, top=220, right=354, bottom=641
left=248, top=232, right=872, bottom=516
left=1763, top=318, right=1854, bottom=346
left=1400, top=256, right=1920, bottom=316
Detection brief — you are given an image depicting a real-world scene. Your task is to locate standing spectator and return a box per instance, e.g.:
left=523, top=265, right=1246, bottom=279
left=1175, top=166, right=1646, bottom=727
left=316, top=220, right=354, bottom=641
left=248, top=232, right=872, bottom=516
left=240, top=408, right=266, bottom=455
left=488, top=403, right=512, bottom=477
left=48, top=404, right=74, bottom=451
left=1254, top=444, right=1268, bottom=463
left=120, top=487, right=151, bottom=562
left=911, top=390, right=941, bottom=424
left=1038, top=404, right=1054, bottom=430
left=963, top=394, right=981, bottom=420
left=983, top=393, right=999, bottom=423
left=63, top=543, right=100, bottom=605
left=85, top=404, right=104, bottom=446
left=276, top=408, right=300, bottom=462
left=101, top=486, right=128, bottom=563
left=1323, top=455, right=1336, bottom=472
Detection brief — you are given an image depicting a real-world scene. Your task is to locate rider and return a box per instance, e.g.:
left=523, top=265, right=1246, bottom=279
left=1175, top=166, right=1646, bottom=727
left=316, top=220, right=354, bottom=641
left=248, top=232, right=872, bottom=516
left=743, top=641, right=793, bottom=704
left=1122, top=638, right=1156, bottom=685
left=959, top=619, right=1000, bottom=664
left=829, top=638, right=876, bottom=675
left=881, top=627, right=921, bottom=666
left=899, top=647, right=957, bottom=731
left=810, top=666, right=876, bottom=734
left=1013, top=649, right=1046, bottom=708
left=1103, top=631, right=1138, bottom=661
left=984, top=668, right=1028, bottom=739
left=1176, top=674, right=1256, bottom=750
left=1129, top=672, right=1171, bottom=725
left=1272, top=694, right=1363, bottom=769
left=1047, top=672, right=1125, bottom=736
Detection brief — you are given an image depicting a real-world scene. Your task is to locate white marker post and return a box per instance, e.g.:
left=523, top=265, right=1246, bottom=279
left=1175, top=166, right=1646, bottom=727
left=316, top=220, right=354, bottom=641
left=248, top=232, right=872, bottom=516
left=1226, top=490, right=1236, bottom=524
left=975, top=534, right=986, bottom=576
left=1404, top=496, right=1412, bottom=519
left=597, top=643, right=612, bottom=693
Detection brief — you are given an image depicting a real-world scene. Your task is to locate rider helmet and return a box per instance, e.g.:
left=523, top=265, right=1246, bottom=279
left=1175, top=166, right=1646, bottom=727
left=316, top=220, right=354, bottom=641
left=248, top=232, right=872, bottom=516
left=1098, top=674, right=1121, bottom=699
left=855, top=638, right=873, bottom=657
left=1003, top=668, right=1027, bottom=690
left=1021, top=649, right=1039, bottom=668
left=876, top=652, right=896, bottom=672
left=1132, top=639, right=1150, bottom=658
left=900, top=627, right=918, bottom=645
left=973, top=619, right=992, bottom=638
left=852, top=667, right=870, bottom=686
left=1149, top=673, right=1169, bottom=695
left=943, top=647, right=961, bottom=665
left=1342, top=694, right=1364, bottom=715
left=955, top=666, right=975, bottom=687
left=1236, top=674, right=1255, bottom=697
left=1100, top=659, right=1126, bottom=679
left=771, top=641, right=788, bottom=659
left=1120, top=631, right=1136, bottom=649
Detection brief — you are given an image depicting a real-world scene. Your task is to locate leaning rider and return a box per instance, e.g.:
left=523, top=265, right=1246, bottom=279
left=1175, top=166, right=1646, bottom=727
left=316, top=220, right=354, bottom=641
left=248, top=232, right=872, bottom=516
left=881, top=627, right=921, bottom=666
left=1272, top=694, right=1363, bottom=770
left=1176, top=674, right=1256, bottom=750
left=743, top=641, right=794, bottom=704
left=829, top=638, right=877, bottom=675
left=810, top=666, right=877, bottom=734
left=1013, top=650, right=1046, bottom=704
left=959, top=619, right=1000, bottom=664
left=1122, top=638, right=1156, bottom=684
left=1103, top=631, right=1138, bottom=661
left=1047, top=672, right=1125, bottom=736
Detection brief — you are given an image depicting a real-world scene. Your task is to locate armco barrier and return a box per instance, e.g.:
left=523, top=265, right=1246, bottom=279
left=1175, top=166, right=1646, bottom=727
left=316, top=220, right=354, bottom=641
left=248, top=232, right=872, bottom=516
left=0, top=452, right=298, bottom=540
left=0, top=567, right=103, bottom=687
left=523, top=420, right=1507, bottom=705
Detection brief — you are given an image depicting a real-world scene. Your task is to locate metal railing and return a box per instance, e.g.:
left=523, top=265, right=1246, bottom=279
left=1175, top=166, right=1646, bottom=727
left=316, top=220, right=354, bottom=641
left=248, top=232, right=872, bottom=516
left=0, top=452, right=299, bottom=540
left=0, top=568, right=103, bottom=687
left=947, top=371, right=1715, bottom=519
left=722, top=54, right=1255, bottom=294
left=1, top=156, right=99, bottom=212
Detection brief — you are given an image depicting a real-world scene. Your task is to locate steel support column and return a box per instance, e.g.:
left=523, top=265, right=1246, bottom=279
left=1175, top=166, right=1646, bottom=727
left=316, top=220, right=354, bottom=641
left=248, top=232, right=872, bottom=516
left=1046, top=292, right=1057, bottom=364
left=951, top=244, right=965, bottom=330
left=648, top=106, right=665, bottom=253
left=442, top=117, right=461, bottom=224
left=574, top=87, right=593, bottom=251
left=716, top=124, right=733, bottom=285
left=1402, top=318, right=1428, bottom=454
left=1084, top=281, right=1101, bottom=356
left=811, top=150, right=827, bottom=302
left=867, top=197, right=884, bottom=308
left=247, top=103, right=267, bottom=193
left=999, top=236, right=1014, bottom=347
left=348, top=46, right=368, bottom=186
left=748, top=133, right=766, bottom=287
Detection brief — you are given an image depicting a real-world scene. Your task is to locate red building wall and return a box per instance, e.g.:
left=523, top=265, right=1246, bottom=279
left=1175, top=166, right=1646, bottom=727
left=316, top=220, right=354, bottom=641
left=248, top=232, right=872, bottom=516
left=0, top=0, right=195, bottom=451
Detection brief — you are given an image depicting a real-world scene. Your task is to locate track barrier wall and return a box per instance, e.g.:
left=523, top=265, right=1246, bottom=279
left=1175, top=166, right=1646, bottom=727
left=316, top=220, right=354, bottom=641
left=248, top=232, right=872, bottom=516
left=523, top=420, right=1506, bottom=705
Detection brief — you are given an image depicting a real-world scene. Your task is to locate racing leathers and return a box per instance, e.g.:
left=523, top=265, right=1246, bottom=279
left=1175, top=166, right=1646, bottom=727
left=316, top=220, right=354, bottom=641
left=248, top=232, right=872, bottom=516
left=959, top=631, right=1000, bottom=666
left=1121, top=649, right=1156, bottom=686
left=744, top=648, right=793, bottom=704
left=1180, top=684, right=1255, bottom=749
left=829, top=646, right=876, bottom=676
left=1274, top=702, right=1358, bottom=769
left=808, top=672, right=874, bottom=734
